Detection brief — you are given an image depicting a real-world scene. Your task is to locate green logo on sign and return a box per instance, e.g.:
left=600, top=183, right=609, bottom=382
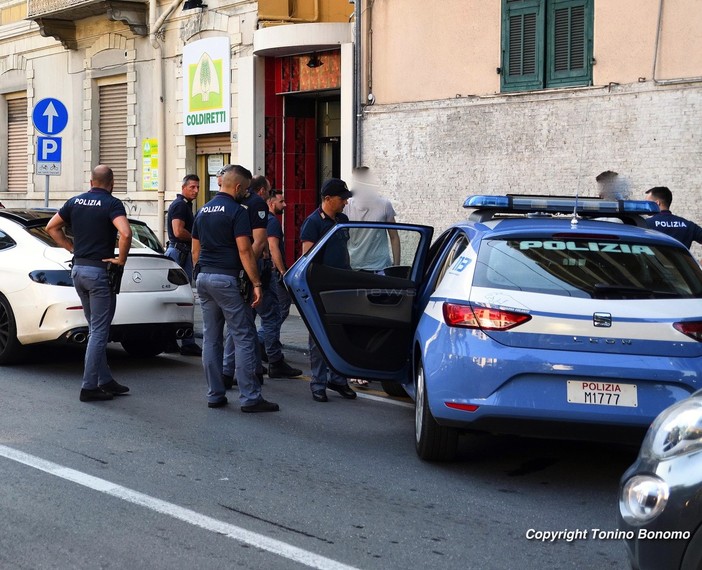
left=189, top=52, right=223, bottom=111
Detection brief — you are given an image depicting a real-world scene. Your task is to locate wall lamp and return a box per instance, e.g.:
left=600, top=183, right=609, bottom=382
left=183, top=0, right=206, bottom=11
left=306, top=54, right=323, bottom=69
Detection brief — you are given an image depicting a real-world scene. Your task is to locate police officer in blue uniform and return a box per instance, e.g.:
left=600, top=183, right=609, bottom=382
left=260, top=188, right=301, bottom=377
left=247, top=178, right=302, bottom=379
left=164, top=174, right=202, bottom=356
left=46, top=165, right=132, bottom=402
left=219, top=170, right=270, bottom=388
left=192, top=164, right=279, bottom=412
left=300, top=178, right=357, bottom=402
left=645, top=186, right=702, bottom=248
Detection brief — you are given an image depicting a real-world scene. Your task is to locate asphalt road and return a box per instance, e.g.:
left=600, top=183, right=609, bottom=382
left=0, top=344, right=637, bottom=569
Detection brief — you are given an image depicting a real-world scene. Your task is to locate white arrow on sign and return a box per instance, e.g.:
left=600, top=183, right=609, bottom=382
left=43, top=101, right=59, bottom=134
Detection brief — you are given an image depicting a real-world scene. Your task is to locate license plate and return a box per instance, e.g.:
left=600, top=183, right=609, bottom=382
left=567, top=380, right=638, bottom=407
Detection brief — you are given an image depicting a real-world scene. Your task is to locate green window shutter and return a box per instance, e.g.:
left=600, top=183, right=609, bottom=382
left=546, top=0, right=592, bottom=87
left=501, top=0, right=545, bottom=92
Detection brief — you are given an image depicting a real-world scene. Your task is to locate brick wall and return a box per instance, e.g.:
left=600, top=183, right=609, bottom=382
left=361, top=81, right=702, bottom=259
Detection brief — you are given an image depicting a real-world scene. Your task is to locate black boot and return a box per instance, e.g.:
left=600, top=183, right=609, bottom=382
left=268, top=358, right=303, bottom=378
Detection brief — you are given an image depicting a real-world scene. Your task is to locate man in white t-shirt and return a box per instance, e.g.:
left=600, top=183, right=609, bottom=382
left=344, top=188, right=401, bottom=272
left=343, top=187, right=401, bottom=389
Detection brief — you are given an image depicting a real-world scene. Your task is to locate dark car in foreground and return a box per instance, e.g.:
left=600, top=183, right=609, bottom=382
left=618, top=390, right=702, bottom=570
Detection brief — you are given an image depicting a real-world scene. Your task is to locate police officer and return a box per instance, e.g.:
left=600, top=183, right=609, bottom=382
left=261, top=188, right=302, bottom=378
left=46, top=165, right=132, bottom=402
left=218, top=168, right=270, bottom=388
left=299, top=178, right=357, bottom=402
left=192, top=164, right=279, bottom=412
left=645, top=186, right=702, bottom=249
left=248, top=178, right=301, bottom=378
left=164, top=174, right=202, bottom=356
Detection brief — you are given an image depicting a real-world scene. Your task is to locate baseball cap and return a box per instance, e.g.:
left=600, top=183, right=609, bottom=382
left=321, top=178, right=353, bottom=199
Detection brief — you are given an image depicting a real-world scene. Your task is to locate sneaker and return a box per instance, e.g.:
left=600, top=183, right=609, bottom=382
left=241, top=399, right=280, bottom=413
left=312, top=389, right=328, bottom=402
left=99, top=379, right=129, bottom=395
left=79, top=387, right=114, bottom=402
left=208, top=397, right=228, bottom=408
left=327, top=383, right=357, bottom=399
left=268, top=358, right=303, bottom=378
left=180, top=343, right=202, bottom=357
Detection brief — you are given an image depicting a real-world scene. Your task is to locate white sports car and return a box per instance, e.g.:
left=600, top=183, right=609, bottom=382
left=0, top=209, right=195, bottom=363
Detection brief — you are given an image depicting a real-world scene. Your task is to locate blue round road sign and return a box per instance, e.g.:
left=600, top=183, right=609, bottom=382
left=32, top=98, right=68, bottom=136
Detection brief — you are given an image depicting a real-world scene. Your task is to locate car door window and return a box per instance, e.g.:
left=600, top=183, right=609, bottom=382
left=435, top=235, right=469, bottom=287
left=301, top=223, right=432, bottom=374
left=421, top=231, right=470, bottom=294
left=0, top=230, right=16, bottom=250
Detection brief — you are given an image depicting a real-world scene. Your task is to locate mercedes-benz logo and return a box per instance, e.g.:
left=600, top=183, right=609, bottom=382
left=132, top=271, right=143, bottom=283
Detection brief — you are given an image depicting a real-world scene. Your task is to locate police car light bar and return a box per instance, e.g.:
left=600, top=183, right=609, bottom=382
left=463, top=195, right=660, bottom=215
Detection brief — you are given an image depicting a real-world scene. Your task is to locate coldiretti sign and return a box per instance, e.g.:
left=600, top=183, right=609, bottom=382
left=183, top=37, right=230, bottom=136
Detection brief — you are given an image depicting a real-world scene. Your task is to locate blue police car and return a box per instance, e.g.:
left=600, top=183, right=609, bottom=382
left=284, top=195, right=702, bottom=461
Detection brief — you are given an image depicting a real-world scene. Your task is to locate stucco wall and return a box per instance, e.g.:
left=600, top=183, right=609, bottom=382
left=369, top=0, right=702, bottom=104
left=360, top=81, right=702, bottom=259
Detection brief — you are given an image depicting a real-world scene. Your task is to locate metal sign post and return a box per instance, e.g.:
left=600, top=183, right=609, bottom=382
left=32, top=98, right=68, bottom=207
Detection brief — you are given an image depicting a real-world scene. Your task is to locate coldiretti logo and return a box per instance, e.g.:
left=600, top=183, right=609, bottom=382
left=188, top=52, right=223, bottom=112
left=182, top=37, right=230, bottom=135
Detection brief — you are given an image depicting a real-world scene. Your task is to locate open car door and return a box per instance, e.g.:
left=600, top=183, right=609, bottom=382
left=284, top=222, right=433, bottom=382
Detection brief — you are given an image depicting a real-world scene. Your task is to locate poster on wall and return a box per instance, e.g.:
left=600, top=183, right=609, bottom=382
left=182, top=37, right=231, bottom=136
left=142, top=138, right=159, bottom=190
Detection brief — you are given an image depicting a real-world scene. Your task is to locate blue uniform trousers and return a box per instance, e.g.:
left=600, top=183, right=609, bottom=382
left=196, top=273, right=261, bottom=406
left=255, top=282, right=283, bottom=363
left=71, top=265, right=116, bottom=390
left=309, top=335, right=347, bottom=393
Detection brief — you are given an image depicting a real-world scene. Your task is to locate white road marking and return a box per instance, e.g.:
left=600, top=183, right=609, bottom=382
left=356, top=392, right=414, bottom=408
left=0, top=444, right=360, bottom=570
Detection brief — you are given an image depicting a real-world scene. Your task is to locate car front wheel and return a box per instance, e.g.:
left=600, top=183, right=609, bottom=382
left=415, top=359, right=459, bottom=461
left=0, top=294, right=24, bottom=365
left=121, top=339, right=166, bottom=358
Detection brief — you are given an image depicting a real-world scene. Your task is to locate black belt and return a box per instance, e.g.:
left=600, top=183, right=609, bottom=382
left=73, top=258, right=109, bottom=269
left=169, top=241, right=191, bottom=252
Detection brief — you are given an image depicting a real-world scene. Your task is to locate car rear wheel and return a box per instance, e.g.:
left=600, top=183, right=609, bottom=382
left=415, top=359, right=459, bottom=461
left=0, top=294, right=25, bottom=365
left=120, top=339, right=166, bottom=358
left=381, top=380, right=408, bottom=397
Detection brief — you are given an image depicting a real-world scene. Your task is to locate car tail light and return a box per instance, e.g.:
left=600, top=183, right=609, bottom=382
left=168, top=268, right=189, bottom=286
left=445, top=402, right=479, bottom=412
left=673, top=321, right=702, bottom=342
left=442, top=302, right=531, bottom=331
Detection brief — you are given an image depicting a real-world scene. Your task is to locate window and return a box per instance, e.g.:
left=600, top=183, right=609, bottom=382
left=98, top=82, right=127, bottom=192
left=0, top=230, right=16, bottom=251
left=473, top=238, right=702, bottom=299
left=501, top=0, right=593, bottom=92
left=7, top=95, right=28, bottom=192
